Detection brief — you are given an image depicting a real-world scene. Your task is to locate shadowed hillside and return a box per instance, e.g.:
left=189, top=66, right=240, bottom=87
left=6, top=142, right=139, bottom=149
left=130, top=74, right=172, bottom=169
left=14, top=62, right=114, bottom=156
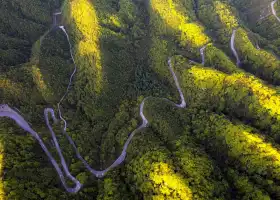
left=1, top=0, right=280, bottom=199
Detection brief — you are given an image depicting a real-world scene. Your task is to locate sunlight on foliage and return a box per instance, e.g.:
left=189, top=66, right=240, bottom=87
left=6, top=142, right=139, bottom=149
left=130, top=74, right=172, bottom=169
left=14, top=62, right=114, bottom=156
left=150, top=0, right=210, bottom=48
left=193, top=66, right=280, bottom=113
left=64, top=0, right=103, bottom=93
left=235, top=28, right=280, bottom=84
left=150, top=0, right=190, bottom=31
left=149, top=162, right=192, bottom=200
left=194, top=112, right=280, bottom=188
left=31, top=65, right=54, bottom=102
left=3, top=0, right=280, bottom=198
left=197, top=0, right=239, bottom=44
left=189, top=67, right=280, bottom=117
left=214, top=1, right=238, bottom=31
left=233, top=73, right=280, bottom=117
left=179, top=65, right=280, bottom=136
left=0, top=140, right=4, bottom=200
left=0, top=78, right=22, bottom=100
left=189, top=110, right=279, bottom=197
left=179, top=23, right=209, bottom=48
left=108, top=15, right=122, bottom=28
left=173, top=146, right=228, bottom=199
left=127, top=151, right=192, bottom=200
left=147, top=107, right=230, bottom=199
left=148, top=0, right=210, bottom=78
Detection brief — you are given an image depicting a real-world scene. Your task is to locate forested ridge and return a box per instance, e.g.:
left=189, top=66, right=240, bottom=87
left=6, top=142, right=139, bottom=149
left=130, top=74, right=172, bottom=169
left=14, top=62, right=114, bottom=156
left=1, top=0, right=280, bottom=199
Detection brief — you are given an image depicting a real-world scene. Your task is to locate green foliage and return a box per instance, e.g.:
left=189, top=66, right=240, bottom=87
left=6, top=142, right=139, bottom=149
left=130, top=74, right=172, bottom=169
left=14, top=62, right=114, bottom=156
left=232, top=0, right=280, bottom=41
left=0, top=49, right=27, bottom=67
left=0, top=0, right=52, bottom=25
left=97, top=178, right=120, bottom=200
left=227, top=168, right=271, bottom=200
left=204, top=44, right=241, bottom=73
left=0, top=7, right=47, bottom=42
left=0, top=124, right=71, bottom=200
left=149, top=0, right=210, bottom=54
left=198, top=0, right=280, bottom=84
left=148, top=0, right=238, bottom=78
left=177, top=64, right=280, bottom=139
left=177, top=63, right=280, bottom=135
left=62, top=0, right=144, bottom=121
left=146, top=99, right=230, bottom=199
left=2, top=0, right=280, bottom=199
left=126, top=150, right=193, bottom=200
left=197, top=0, right=239, bottom=44
left=0, top=33, right=29, bottom=52
left=235, top=28, right=280, bottom=85
left=185, top=109, right=280, bottom=197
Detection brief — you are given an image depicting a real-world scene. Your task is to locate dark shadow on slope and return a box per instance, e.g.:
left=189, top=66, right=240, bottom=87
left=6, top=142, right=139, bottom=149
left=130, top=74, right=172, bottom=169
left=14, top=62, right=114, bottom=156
left=231, top=0, right=280, bottom=41
left=0, top=2, right=96, bottom=197
left=59, top=0, right=182, bottom=174
left=144, top=98, right=233, bottom=199
left=37, top=28, right=76, bottom=103
left=230, top=0, right=280, bottom=57
left=175, top=60, right=280, bottom=143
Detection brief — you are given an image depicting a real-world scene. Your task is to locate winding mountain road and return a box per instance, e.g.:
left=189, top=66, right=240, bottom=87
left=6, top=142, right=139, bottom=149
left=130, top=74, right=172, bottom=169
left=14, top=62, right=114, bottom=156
left=271, top=0, right=280, bottom=22
left=0, top=105, right=82, bottom=193
left=53, top=12, right=61, bottom=27
left=200, top=46, right=206, bottom=66
left=231, top=29, right=241, bottom=66
left=0, top=25, right=186, bottom=192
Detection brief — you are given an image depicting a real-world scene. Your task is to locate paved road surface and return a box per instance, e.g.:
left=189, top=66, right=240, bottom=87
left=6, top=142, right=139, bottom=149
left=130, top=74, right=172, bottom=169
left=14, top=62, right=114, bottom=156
left=231, top=29, right=241, bottom=66
left=0, top=24, right=187, bottom=192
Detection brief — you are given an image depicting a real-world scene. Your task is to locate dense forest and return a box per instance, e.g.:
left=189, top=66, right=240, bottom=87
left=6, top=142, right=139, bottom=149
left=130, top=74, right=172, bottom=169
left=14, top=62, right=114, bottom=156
left=1, top=0, right=280, bottom=199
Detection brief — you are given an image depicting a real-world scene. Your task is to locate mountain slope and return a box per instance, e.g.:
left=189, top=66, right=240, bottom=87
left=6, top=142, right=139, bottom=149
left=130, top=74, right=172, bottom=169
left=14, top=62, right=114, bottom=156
left=1, top=0, right=280, bottom=199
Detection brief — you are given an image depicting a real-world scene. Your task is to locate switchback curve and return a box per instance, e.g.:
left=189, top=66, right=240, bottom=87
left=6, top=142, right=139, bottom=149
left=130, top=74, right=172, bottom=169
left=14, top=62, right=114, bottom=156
left=271, top=0, right=280, bottom=22
left=0, top=26, right=186, bottom=193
